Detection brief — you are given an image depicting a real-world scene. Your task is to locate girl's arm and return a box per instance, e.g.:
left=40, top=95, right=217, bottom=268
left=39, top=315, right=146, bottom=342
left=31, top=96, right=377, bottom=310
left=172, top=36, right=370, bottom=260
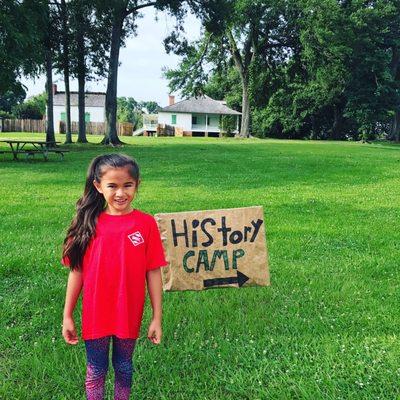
left=146, top=268, right=163, bottom=344
left=62, top=269, right=83, bottom=345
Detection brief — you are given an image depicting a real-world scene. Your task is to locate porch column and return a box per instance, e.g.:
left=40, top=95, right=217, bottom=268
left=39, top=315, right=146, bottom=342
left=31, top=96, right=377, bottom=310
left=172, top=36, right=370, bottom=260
left=205, top=113, right=208, bottom=137
left=236, top=115, right=239, bottom=134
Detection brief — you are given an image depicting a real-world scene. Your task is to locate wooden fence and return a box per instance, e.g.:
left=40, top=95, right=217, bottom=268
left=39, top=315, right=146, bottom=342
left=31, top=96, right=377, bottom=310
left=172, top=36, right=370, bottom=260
left=60, top=121, right=133, bottom=136
left=1, top=119, right=45, bottom=133
left=156, top=123, right=176, bottom=137
left=0, top=118, right=133, bottom=137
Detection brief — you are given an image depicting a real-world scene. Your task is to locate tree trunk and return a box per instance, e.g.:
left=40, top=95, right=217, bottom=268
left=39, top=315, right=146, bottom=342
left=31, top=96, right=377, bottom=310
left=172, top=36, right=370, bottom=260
left=103, top=9, right=124, bottom=146
left=77, top=65, right=87, bottom=143
left=61, top=0, right=72, bottom=143
left=226, top=29, right=253, bottom=138
left=331, top=103, right=344, bottom=140
left=76, top=9, right=87, bottom=143
left=390, top=46, right=400, bottom=141
left=45, top=48, right=56, bottom=146
left=240, top=78, right=250, bottom=137
left=391, top=108, right=400, bottom=142
left=64, top=72, right=72, bottom=142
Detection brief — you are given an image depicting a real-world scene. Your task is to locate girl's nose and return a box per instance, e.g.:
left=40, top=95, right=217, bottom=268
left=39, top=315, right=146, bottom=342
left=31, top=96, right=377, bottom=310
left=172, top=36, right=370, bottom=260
left=116, top=188, right=125, bottom=196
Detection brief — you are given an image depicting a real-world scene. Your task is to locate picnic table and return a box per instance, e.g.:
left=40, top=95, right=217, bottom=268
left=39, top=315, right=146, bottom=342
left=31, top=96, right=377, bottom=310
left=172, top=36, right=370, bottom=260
left=0, top=139, right=69, bottom=161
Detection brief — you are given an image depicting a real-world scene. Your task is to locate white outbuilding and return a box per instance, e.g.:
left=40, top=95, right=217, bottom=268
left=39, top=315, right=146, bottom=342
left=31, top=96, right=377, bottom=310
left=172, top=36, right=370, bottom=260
left=147, top=95, right=241, bottom=137
left=51, top=84, right=106, bottom=133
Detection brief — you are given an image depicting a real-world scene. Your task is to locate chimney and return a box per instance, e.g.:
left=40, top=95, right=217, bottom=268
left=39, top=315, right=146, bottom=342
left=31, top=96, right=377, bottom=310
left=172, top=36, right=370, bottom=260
left=52, top=84, right=57, bottom=95
left=168, top=95, right=175, bottom=106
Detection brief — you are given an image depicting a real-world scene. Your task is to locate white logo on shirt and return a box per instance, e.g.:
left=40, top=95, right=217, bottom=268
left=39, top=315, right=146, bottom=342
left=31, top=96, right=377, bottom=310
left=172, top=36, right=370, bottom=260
left=128, top=231, right=144, bottom=246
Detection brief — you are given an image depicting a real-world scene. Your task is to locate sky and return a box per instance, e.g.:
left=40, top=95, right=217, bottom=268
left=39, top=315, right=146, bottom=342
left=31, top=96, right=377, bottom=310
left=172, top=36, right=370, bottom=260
left=21, top=9, right=202, bottom=107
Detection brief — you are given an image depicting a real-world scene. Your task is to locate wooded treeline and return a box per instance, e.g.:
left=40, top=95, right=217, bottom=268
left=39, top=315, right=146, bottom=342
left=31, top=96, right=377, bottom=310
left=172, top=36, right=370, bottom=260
left=1, top=0, right=399, bottom=142
left=166, top=0, right=400, bottom=140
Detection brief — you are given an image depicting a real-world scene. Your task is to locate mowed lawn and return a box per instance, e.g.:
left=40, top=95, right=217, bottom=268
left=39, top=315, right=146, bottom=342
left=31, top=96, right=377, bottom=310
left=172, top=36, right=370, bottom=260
left=0, top=132, right=399, bottom=399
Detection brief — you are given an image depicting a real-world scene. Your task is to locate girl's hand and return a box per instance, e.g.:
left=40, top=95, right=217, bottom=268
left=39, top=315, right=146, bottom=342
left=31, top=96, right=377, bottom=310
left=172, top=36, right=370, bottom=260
left=147, top=319, right=162, bottom=345
left=62, top=316, right=79, bottom=345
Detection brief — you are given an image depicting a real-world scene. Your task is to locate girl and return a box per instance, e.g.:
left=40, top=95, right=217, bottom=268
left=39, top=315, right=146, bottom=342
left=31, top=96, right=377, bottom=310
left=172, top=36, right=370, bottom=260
left=61, top=153, right=167, bottom=400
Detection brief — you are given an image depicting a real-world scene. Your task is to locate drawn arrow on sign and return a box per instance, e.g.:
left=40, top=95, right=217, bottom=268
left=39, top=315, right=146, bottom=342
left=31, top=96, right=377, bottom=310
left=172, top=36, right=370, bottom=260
left=203, top=271, right=249, bottom=288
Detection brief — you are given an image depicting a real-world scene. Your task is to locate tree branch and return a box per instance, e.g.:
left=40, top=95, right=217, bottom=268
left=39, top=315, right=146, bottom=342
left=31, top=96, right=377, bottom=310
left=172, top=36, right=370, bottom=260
left=126, top=1, right=157, bottom=16
left=243, top=23, right=254, bottom=69
left=226, top=29, right=245, bottom=78
left=390, top=45, right=400, bottom=79
left=188, top=33, right=213, bottom=74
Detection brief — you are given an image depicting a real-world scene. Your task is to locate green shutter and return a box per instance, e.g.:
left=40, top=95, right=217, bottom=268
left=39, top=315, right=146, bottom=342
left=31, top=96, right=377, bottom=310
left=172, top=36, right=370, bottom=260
left=171, top=114, right=177, bottom=124
left=60, top=112, right=66, bottom=122
left=85, top=112, right=90, bottom=122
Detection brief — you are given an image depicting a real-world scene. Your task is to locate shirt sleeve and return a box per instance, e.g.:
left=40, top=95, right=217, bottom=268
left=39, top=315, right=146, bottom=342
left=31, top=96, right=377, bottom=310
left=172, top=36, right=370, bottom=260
left=146, top=216, right=168, bottom=271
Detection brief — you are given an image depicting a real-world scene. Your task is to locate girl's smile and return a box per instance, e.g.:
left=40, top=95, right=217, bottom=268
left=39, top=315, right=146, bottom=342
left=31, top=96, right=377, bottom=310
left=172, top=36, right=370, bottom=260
left=93, top=166, right=139, bottom=215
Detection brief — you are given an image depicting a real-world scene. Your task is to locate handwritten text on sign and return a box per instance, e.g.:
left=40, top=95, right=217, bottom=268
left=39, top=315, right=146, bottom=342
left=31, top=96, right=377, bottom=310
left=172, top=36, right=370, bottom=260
left=155, top=206, right=270, bottom=292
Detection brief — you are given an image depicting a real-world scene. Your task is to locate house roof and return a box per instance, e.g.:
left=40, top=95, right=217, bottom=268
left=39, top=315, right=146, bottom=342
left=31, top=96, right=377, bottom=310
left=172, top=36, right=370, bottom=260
left=160, top=95, right=241, bottom=115
left=53, top=91, right=106, bottom=107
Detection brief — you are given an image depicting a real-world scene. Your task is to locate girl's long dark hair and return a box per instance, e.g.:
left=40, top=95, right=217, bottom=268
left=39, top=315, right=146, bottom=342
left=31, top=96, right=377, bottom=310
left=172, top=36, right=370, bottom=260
left=62, top=153, right=140, bottom=271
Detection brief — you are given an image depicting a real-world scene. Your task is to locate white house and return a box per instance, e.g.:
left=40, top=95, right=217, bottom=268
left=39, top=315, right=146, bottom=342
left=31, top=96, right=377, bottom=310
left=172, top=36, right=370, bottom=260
left=144, top=95, right=241, bottom=137
left=51, top=84, right=106, bottom=133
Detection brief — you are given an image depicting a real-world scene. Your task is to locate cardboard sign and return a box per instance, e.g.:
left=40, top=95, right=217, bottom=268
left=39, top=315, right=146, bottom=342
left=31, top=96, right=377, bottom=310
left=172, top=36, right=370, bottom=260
left=155, top=206, right=269, bottom=292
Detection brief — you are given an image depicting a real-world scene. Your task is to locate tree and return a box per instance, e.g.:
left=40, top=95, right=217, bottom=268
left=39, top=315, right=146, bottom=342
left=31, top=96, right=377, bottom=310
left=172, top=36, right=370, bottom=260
left=0, top=89, right=26, bottom=114
left=117, top=97, right=140, bottom=127
left=116, top=97, right=160, bottom=128
left=165, top=0, right=295, bottom=137
left=141, top=101, right=160, bottom=114
left=64, top=0, right=113, bottom=143
left=296, top=0, right=399, bottom=140
left=384, top=1, right=400, bottom=141
left=0, top=1, right=43, bottom=95
left=43, top=2, right=58, bottom=145
left=96, top=0, right=227, bottom=145
left=13, top=103, right=43, bottom=119
left=52, top=0, right=73, bottom=143
left=12, top=93, right=47, bottom=119
left=75, top=1, right=88, bottom=143
left=191, top=0, right=400, bottom=141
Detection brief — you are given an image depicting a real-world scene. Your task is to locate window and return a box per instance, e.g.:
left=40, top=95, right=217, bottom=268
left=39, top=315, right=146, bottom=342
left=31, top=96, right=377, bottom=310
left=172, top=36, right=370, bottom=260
left=85, top=112, right=90, bottom=122
left=192, top=116, right=197, bottom=125
left=171, top=114, right=177, bottom=124
left=60, top=112, right=66, bottom=122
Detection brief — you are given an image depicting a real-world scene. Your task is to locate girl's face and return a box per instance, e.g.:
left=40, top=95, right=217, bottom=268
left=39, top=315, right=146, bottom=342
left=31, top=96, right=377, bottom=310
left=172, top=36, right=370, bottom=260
left=93, top=166, right=139, bottom=215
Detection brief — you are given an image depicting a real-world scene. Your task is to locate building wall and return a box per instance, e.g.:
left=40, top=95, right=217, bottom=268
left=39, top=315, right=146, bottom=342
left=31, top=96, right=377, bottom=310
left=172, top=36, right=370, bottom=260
left=158, top=112, right=192, bottom=131
left=53, top=105, right=105, bottom=133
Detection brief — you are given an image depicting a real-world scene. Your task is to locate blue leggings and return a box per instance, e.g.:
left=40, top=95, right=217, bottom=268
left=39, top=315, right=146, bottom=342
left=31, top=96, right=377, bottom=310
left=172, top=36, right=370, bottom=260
left=84, top=335, right=137, bottom=400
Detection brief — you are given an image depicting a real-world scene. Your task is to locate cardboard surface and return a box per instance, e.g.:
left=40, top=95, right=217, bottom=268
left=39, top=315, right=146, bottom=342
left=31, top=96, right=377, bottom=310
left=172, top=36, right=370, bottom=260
left=155, top=206, right=269, bottom=291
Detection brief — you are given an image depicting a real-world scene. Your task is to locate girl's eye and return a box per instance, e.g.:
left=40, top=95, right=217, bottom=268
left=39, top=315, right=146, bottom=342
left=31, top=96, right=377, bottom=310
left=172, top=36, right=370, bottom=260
left=106, top=184, right=134, bottom=188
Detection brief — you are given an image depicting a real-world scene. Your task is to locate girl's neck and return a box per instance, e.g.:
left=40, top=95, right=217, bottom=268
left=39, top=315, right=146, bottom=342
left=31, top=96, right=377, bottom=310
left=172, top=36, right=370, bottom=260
left=104, top=207, right=135, bottom=216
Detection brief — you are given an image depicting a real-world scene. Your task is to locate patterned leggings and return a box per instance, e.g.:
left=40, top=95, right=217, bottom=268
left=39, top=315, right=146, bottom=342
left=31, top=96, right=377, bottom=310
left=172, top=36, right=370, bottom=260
left=84, top=335, right=137, bottom=400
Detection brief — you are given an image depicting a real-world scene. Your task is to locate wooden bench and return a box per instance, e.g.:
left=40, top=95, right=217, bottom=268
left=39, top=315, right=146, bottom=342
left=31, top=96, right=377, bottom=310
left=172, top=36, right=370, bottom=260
left=25, top=148, right=70, bottom=161
left=0, top=147, right=69, bottom=161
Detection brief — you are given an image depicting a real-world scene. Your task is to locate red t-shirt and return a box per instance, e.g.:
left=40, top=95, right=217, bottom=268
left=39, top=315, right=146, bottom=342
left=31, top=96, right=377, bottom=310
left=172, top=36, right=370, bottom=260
left=61, top=209, right=167, bottom=340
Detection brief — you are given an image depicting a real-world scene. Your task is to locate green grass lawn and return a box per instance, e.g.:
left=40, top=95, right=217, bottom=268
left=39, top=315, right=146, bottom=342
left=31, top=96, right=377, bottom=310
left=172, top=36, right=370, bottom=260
left=1, top=132, right=399, bottom=399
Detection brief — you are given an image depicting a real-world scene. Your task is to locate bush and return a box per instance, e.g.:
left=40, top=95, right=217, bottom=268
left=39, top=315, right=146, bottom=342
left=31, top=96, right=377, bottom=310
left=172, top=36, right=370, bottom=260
left=0, top=110, right=13, bottom=119
left=12, top=102, right=43, bottom=119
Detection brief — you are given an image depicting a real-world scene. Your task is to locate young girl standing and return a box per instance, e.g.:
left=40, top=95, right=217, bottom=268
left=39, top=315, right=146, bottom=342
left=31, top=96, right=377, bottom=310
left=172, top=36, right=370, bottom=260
left=61, top=153, right=167, bottom=400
